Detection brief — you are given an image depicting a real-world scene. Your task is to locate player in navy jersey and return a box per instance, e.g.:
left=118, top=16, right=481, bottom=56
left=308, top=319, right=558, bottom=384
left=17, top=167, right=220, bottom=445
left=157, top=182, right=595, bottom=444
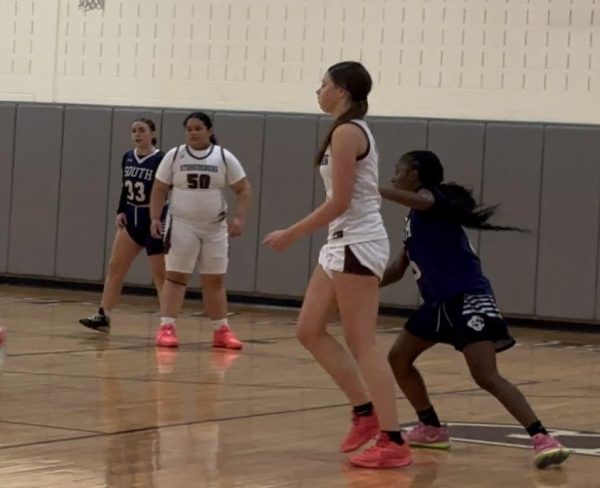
left=79, top=118, right=166, bottom=330
left=380, top=150, right=569, bottom=468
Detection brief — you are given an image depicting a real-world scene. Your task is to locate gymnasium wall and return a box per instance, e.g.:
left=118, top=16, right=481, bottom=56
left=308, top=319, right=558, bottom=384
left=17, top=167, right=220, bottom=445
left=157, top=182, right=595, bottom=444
left=1, top=0, right=600, bottom=123
left=1, top=103, right=600, bottom=324
left=2, top=1, right=600, bottom=323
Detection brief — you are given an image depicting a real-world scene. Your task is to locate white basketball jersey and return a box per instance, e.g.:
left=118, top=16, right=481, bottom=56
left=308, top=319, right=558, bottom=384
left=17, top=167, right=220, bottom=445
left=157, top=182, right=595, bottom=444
left=319, top=119, right=387, bottom=245
left=155, top=144, right=246, bottom=224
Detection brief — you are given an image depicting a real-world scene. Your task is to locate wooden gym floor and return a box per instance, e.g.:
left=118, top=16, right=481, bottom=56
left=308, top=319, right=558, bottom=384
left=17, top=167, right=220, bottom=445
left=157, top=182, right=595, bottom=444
left=0, top=284, right=598, bottom=487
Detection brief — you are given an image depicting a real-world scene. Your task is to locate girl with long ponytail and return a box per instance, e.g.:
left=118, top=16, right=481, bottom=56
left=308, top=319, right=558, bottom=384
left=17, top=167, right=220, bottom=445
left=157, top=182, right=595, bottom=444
left=264, top=61, right=412, bottom=469
left=380, top=150, right=570, bottom=469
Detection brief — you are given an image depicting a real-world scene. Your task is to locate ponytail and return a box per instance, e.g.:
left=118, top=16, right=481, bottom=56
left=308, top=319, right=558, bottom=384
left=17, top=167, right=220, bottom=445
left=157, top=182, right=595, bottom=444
left=400, top=150, right=525, bottom=232
left=434, top=184, right=524, bottom=232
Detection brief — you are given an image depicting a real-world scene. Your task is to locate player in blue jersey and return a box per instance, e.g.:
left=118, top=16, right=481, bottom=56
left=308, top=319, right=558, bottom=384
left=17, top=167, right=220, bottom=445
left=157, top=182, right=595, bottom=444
left=79, top=118, right=166, bottom=330
left=380, top=150, right=569, bottom=469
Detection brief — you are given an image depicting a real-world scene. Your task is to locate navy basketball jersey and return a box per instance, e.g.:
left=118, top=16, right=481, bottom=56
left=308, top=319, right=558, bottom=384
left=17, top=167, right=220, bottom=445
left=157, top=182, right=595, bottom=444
left=403, top=189, right=492, bottom=304
left=117, top=149, right=165, bottom=213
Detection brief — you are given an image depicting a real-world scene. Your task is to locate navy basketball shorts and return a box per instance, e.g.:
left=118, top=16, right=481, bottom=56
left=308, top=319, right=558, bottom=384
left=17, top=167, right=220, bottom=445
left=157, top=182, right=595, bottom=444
left=404, top=293, right=516, bottom=353
left=124, top=206, right=165, bottom=256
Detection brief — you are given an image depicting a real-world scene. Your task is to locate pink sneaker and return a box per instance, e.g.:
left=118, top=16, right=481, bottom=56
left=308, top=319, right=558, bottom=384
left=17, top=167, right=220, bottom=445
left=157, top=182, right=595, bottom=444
left=405, top=422, right=451, bottom=449
left=212, top=325, right=243, bottom=350
left=349, top=433, right=412, bottom=469
left=340, top=413, right=380, bottom=453
left=532, top=434, right=570, bottom=469
left=155, top=324, right=179, bottom=348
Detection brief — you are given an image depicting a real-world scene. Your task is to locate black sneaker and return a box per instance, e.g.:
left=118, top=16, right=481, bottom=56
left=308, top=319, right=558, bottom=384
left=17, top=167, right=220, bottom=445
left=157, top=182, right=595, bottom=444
left=79, top=308, right=110, bottom=331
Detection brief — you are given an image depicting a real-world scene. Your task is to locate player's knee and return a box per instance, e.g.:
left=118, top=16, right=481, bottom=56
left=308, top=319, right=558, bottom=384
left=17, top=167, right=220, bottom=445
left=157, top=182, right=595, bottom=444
left=153, top=268, right=166, bottom=288
left=203, top=274, right=225, bottom=290
left=387, top=344, right=415, bottom=379
left=472, top=371, right=502, bottom=393
left=387, top=344, right=404, bottom=369
left=295, top=323, right=312, bottom=348
left=344, top=332, right=374, bottom=361
left=107, top=259, right=127, bottom=278
left=152, top=264, right=166, bottom=282
left=165, top=271, right=188, bottom=287
left=296, top=320, right=323, bottom=349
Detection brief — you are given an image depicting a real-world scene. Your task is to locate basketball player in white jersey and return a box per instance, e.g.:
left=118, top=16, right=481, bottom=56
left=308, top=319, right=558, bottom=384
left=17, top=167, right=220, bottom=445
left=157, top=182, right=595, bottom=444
left=149, top=112, right=251, bottom=349
left=264, top=61, right=411, bottom=469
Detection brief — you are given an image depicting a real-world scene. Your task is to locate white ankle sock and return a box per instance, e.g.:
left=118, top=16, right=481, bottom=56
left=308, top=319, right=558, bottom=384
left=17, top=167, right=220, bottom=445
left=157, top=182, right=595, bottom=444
left=161, top=317, right=176, bottom=326
left=212, top=318, right=228, bottom=330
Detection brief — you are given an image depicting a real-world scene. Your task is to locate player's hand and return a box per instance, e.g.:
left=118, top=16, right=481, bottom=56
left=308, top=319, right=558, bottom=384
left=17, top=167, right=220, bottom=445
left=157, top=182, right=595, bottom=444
left=263, top=229, right=295, bottom=252
left=229, top=217, right=244, bottom=238
left=116, top=213, right=127, bottom=229
left=150, top=219, right=163, bottom=239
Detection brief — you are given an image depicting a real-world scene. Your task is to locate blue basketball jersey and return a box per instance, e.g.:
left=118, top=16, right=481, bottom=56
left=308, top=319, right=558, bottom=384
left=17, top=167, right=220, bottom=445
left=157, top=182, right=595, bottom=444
left=117, top=149, right=165, bottom=213
left=403, top=189, right=493, bottom=304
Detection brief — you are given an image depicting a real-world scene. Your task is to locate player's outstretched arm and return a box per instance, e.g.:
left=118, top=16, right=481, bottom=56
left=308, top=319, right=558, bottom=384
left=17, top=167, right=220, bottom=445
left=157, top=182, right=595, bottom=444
left=379, top=187, right=435, bottom=211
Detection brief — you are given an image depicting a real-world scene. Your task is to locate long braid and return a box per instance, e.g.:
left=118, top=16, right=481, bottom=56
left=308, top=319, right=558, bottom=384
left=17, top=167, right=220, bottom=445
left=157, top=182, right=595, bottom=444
left=435, top=183, right=525, bottom=232
left=401, top=150, right=526, bottom=232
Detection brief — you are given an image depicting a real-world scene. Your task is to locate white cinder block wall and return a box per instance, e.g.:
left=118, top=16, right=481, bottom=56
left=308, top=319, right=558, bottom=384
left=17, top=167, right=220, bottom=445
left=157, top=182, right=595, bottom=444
left=1, top=0, right=599, bottom=123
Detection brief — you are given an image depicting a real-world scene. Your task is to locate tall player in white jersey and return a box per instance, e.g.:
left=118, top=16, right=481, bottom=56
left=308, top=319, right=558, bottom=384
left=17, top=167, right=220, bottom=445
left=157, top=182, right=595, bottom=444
left=150, top=112, right=251, bottom=350
left=264, top=61, right=411, bottom=469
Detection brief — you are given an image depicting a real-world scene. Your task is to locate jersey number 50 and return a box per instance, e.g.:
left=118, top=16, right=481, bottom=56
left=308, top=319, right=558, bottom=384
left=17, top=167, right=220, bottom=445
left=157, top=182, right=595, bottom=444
left=187, top=173, right=211, bottom=189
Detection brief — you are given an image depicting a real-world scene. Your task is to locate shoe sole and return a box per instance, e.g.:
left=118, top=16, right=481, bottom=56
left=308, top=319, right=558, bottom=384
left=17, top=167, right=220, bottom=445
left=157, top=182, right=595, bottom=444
left=535, top=448, right=571, bottom=469
left=407, top=440, right=451, bottom=450
left=79, top=321, right=110, bottom=332
left=349, top=457, right=412, bottom=469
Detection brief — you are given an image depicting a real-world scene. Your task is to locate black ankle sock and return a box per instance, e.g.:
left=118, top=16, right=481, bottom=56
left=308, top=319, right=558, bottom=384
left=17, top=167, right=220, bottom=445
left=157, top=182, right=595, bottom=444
left=526, top=420, right=548, bottom=437
left=417, top=406, right=441, bottom=428
left=352, top=402, right=374, bottom=417
left=383, top=430, right=405, bottom=445
left=99, top=307, right=106, bottom=316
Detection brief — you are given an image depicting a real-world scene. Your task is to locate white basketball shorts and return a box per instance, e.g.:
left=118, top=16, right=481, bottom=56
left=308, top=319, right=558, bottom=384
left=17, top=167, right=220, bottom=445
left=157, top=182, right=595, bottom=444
left=164, top=217, right=228, bottom=275
left=318, top=238, right=389, bottom=280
